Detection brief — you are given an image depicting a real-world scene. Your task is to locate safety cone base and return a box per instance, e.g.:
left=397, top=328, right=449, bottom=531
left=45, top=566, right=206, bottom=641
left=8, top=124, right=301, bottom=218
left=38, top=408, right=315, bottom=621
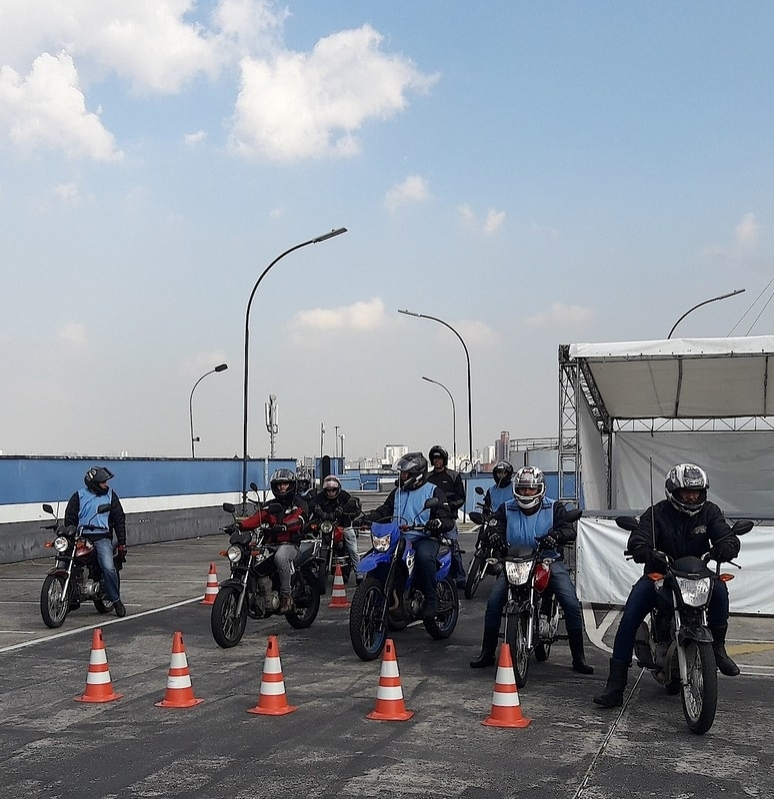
left=366, top=706, right=415, bottom=721
left=247, top=701, right=298, bottom=716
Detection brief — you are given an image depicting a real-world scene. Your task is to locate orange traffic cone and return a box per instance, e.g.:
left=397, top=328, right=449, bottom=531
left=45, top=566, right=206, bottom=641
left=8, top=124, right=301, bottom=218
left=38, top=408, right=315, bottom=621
left=74, top=628, right=123, bottom=703
left=328, top=564, right=350, bottom=608
left=155, top=631, right=204, bottom=708
left=200, top=563, right=219, bottom=605
left=247, top=635, right=298, bottom=715
left=366, top=638, right=414, bottom=721
left=481, top=643, right=531, bottom=728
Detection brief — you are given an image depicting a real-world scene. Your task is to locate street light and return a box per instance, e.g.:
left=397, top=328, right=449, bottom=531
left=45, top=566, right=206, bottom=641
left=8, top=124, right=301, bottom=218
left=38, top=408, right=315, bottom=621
left=334, top=425, right=339, bottom=459
left=189, top=363, right=228, bottom=458
left=241, top=228, right=347, bottom=504
left=422, top=376, right=456, bottom=469
left=667, top=289, right=745, bottom=339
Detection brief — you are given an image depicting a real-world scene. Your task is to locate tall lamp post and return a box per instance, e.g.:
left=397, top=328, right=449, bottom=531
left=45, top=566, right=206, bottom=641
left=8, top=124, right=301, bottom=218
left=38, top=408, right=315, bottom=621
left=241, top=228, right=347, bottom=504
left=667, top=288, right=745, bottom=339
left=422, top=376, right=456, bottom=469
left=189, top=363, right=228, bottom=458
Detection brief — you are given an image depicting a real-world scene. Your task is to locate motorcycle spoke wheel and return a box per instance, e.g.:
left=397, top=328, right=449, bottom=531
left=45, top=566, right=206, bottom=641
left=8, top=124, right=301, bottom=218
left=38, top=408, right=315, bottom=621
left=349, top=578, right=387, bottom=661
left=681, top=640, right=718, bottom=735
left=286, top=577, right=321, bottom=629
left=40, top=574, right=69, bottom=628
left=505, top=613, right=531, bottom=689
left=423, top=579, right=459, bottom=639
left=464, top=554, right=486, bottom=600
left=210, top=586, right=247, bottom=648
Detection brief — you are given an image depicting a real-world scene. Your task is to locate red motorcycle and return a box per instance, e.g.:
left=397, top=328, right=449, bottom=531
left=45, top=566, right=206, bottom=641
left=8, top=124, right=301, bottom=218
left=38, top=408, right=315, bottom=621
left=306, top=502, right=359, bottom=591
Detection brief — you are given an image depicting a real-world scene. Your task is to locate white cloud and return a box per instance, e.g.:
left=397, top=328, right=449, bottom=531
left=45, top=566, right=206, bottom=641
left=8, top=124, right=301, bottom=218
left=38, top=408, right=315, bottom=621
left=483, top=208, right=505, bottom=235
left=229, top=24, right=439, bottom=161
left=457, top=203, right=505, bottom=236
left=385, top=175, right=431, bottom=212
left=58, top=321, right=88, bottom=345
left=181, top=351, right=231, bottom=378
left=525, top=302, right=595, bottom=328
left=735, top=212, right=761, bottom=251
left=292, top=297, right=390, bottom=333
left=184, top=130, right=207, bottom=147
left=53, top=182, right=81, bottom=203
left=454, top=320, right=501, bottom=347
left=0, top=52, right=122, bottom=160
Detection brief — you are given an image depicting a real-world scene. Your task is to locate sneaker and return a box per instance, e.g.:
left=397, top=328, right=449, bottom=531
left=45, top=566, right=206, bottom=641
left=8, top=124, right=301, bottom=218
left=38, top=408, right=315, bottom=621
left=114, top=600, right=127, bottom=618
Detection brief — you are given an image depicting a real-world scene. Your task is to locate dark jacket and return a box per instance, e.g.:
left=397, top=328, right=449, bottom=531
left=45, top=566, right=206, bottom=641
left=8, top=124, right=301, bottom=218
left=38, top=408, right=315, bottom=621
left=239, top=493, right=309, bottom=546
left=426, top=468, right=466, bottom=516
left=64, top=489, right=127, bottom=546
left=628, top=499, right=738, bottom=574
left=310, top=489, right=361, bottom=526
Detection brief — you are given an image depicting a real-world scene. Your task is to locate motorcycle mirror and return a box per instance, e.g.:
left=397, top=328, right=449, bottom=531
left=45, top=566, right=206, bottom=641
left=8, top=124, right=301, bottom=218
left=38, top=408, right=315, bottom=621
left=222, top=502, right=236, bottom=513
left=345, top=498, right=361, bottom=512
left=42, top=503, right=54, bottom=515
left=250, top=481, right=259, bottom=492
left=423, top=497, right=440, bottom=511
left=731, top=519, right=755, bottom=536
left=475, top=486, right=484, bottom=495
left=97, top=503, right=111, bottom=515
left=615, top=515, right=639, bottom=532
left=562, top=508, right=583, bottom=524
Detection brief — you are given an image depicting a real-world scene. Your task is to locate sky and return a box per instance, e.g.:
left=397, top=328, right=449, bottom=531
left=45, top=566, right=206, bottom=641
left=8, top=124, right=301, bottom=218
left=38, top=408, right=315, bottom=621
left=1, top=1, right=774, bottom=465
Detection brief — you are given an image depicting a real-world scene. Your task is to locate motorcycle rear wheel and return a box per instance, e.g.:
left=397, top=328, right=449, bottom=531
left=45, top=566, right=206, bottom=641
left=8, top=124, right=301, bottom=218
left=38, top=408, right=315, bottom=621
left=349, top=577, right=388, bottom=661
left=211, top=586, right=248, bottom=648
left=40, top=574, right=69, bottom=628
left=464, top=553, right=486, bottom=599
left=424, top=579, right=459, bottom=639
left=681, top=640, right=718, bottom=735
left=286, top=576, right=321, bottom=629
left=505, top=611, right=531, bottom=688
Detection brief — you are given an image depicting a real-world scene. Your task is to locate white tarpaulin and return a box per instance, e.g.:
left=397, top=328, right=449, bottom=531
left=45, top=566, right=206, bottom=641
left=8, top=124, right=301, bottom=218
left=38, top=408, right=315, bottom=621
left=576, top=517, right=774, bottom=615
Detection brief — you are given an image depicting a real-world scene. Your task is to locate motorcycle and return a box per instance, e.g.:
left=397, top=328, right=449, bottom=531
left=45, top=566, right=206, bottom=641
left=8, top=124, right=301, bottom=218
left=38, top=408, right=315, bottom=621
left=501, top=507, right=583, bottom=688
left=210, top=500, right=322, bottom=648
left=465, top=486, right=506, bottom=599
left=39, top=502, right=120, bottom=628
left=348, top=497, right=459, bottom=661
left=616, top=515, right=753, bottom=735
left=305, top=497, right=361, bottom=591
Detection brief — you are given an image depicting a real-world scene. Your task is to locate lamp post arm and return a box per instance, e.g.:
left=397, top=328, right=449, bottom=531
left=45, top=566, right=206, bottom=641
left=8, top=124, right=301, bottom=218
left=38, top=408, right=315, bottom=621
left=189, top=369, right=216, bottom=458
left=667, top=289, right=745, bottom=339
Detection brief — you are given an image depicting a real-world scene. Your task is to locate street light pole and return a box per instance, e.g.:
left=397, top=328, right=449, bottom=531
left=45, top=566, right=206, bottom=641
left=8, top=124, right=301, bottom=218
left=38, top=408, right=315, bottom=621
left=667, top=289, right=745, bottom=339
left=422, top=376, right=456, bottom=469
left=189, top=363, right=228, bottom=458
left=334, top=425, right=339, bottom=459
left=241, top=228, right=347, bottom=504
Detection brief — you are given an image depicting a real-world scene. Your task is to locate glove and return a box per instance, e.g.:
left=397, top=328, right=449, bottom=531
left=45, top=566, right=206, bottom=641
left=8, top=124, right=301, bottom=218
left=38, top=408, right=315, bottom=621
left=274, top=524, right=287, bottom=534
left=224, top=523, right=240, bottom=534
left=487, top=522, right=505, bottom=549
left=634, top=548, right=669, bottom=573
left=425, top=518, right=442, bottom=534
left=712, top=537, right=739, bottom=563
left=540, top=534, right=559, bottom=550
left=116, top=544, right=127, bottom=560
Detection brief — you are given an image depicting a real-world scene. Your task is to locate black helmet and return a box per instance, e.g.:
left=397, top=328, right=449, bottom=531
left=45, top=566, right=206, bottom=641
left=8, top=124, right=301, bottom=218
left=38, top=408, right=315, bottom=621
left=396, top=452, right=428, bottom=491
left=84, top=466, right=114, bottom=496
left=322, top=475, right=341, bottom=499
left=513, top=466, right=546, bottom=511
left=665, top=463, right=708, bottom=516
left=297, top=468, right=313, bottom=492
left=270, top=468, right=297, bottom=500
left=493, top=461, right=513, bottom=488
left=428, top=445, right=448, bottom=467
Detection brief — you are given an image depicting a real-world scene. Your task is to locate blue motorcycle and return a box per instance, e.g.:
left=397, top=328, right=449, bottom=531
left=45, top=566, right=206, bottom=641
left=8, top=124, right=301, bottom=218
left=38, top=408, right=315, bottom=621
left=348, top=498, right=459, bottom=661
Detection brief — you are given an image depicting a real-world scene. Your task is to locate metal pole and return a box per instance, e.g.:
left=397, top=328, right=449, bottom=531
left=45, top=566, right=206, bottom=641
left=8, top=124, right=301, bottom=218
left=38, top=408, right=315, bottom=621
left=189, top=363, right=228, bottom=458
left=421, top=376, right=457, bottom=469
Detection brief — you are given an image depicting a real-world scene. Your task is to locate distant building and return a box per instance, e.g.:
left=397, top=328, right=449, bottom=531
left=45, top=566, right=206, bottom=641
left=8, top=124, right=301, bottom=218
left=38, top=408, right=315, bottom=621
left=383, top=444, right=408, bottom=467
left=494, top=431, right=510, bottom=463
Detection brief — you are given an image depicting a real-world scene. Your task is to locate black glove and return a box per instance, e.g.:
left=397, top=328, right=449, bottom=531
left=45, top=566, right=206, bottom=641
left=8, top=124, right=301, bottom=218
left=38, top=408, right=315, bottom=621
left=425, top=518, right=442, bottom=534
left=487, top=521, right=505, bottom=549
left=712, top=537, right=739, bottom=563
left=116, top=544, right=127, bottom=559
left=540, top=534, right=559, bottom=550
left=224, top=523, right=240, bottom=534
left=635, top=548, right=669, bottom=573
left=274, top=523, right=287, bottom=534
left=354, top=515, right=370, bottom=527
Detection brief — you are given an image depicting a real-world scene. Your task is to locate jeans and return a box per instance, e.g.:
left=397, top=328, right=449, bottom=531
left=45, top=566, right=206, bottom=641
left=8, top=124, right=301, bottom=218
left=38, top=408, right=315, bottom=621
left=483, top=556, right=583, bottom=633
left=446, top=525, right=467, bottom=584
left=343, top=527, right=361, bottom=575
left=274, top=543, right=299, bottom=596
left=412, top=536, right=440, bottom=608
left=612, top=575, right=730, bottom=662
left=89, top=536, right=120, bottom=603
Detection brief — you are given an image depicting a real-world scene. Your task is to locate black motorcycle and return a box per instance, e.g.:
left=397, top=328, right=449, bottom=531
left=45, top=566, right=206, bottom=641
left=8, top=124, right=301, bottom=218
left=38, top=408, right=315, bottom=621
left=465, top=486, right=506, bottom=599
left=305, top=497, right=361, bottom=591
left=210, top=501, right=321, bottom=648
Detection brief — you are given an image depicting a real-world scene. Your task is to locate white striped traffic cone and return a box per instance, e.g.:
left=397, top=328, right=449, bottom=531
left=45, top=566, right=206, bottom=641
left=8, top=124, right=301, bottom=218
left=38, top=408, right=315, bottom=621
left=481, top=642, right=531, bottom=728
left=155, top=631, right=204, bottom=708
left=328, top=564, right=350, bottom=608
left=247, top=635, right=298, bottom=715
left=366, top=638, right=414, bottom=721
left=74, top=628, right=123, bottom=703
left=200, top=563, right=219, bottom=605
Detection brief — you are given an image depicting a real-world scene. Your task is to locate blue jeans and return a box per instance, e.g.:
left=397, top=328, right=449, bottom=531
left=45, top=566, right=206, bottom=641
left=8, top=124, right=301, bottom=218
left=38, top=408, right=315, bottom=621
left=89, top=536, right=120, bottom=603
left=612, top=575, right=730, bottom=662
left=483, top=556, right=583, bottom=632
left=412, top=536, right=440, bottom=608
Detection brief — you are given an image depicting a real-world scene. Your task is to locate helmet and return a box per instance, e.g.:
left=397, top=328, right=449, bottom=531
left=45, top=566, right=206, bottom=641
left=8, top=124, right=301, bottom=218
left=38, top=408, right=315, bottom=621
left=323, top=475, right=341, bottom=499
left=428, top=445, right=448, bottom=467
left=84, top=466, right=114, bottom=496
left=665, top=463, right=708, bottom=516
left=395, top=452, right=428, bottom=491
left=513, top=466, right=546, bottom=511
left=492, top=461, right=513, bottom=488
left=270, top=468, right=297, bottom=500
left=297, top=469, right=313, bottom=492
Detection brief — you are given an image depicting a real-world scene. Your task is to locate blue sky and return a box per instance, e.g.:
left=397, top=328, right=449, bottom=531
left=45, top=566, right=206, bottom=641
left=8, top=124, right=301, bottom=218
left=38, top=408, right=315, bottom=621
left=1, top=1, right=773, bottom=464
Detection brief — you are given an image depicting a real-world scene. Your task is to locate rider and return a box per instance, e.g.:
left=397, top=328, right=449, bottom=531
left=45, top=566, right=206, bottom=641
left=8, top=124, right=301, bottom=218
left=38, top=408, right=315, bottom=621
left=426, top=445, right=467, bottom=589
left=235, top=468, right=308, bottom=614
left=484, top=461, right=514, bottom=513
left=310, top=475, right=363, bottom=584
left=64, top=466, right=128, bottom=617
left=359, top=452, right=454, bottom=619
left=297, top=468, right=315, bottom=503
left=470, top=465, right=594, bottom=675
left=594, top=463, right=742, bottom=708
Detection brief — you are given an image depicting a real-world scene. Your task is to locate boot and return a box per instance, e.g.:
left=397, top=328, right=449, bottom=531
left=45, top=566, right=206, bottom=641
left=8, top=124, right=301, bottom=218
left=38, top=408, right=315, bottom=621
left=593, top=658, right=629, bottom=707
left=470, top=627, right=499, bottom=669
left=568, top=629, right=594, bottom=675
left=710, top=625, right=740, bottom=676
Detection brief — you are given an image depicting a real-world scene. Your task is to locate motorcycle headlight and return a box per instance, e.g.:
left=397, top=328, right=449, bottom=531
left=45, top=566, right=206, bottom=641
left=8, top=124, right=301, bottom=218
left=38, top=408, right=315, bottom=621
left=676, top=576, right=711, bottom=607
left=320, top=520, right=334, bottom=534
left=227, top=544, right=243, bottom=563
left=372, top=531, right=392, bottom=552
left=504, top=559, right=532, bottom=586
left=53, top=536, right=69, bottom=553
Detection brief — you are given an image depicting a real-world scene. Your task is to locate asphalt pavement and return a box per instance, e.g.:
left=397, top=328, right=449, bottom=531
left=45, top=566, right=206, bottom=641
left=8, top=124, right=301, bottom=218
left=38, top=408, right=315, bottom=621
left=1, top=526, right=773, bottom=799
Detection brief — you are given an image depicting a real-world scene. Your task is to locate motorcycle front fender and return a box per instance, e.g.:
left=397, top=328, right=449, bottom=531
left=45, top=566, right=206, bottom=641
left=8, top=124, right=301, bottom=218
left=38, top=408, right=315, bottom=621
left=677, top=624, right=713, bottom=646
left=46, top=567, right=70, bottom=578
left=358, top=549, right=390, bottom=574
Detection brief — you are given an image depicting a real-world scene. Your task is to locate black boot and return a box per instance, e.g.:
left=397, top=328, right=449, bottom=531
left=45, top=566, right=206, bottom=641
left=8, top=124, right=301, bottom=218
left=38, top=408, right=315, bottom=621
left=710, top=625, right=740, bottom=676
left=470, top=627, right=499, bottom=669
left=568, top=629, right=594, bottom=675
left=593, top=658, right=629, bottom=707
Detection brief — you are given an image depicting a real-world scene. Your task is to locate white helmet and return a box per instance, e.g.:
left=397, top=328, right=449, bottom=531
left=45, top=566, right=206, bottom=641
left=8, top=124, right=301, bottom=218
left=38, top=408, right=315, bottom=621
left=513, top=466, right=546, bottom=511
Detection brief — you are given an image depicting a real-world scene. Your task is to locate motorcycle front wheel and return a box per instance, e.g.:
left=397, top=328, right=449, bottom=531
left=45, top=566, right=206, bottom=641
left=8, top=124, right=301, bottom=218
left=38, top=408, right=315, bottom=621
left=40, top=574, right=69, bottom=628
left=681, top=640, right=718, bottom=735
left=505, top=611, right=531, bottom=688
left=424, top=579, right=459, bottom=639
left=211, top=586, right=248, bottom=648
left=464, top=553, right=487, bottom=600
left=286, top=574, right=321, bottom=629
left=349, top=577, right=388, bottom=661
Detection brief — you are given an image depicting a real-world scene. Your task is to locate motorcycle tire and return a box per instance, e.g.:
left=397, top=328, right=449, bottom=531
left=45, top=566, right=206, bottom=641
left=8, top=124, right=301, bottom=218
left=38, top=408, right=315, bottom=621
left=505, top=611, right=531, bottom=689
left=40, top=574, right=69, bottom=628
left=286, top=576, right=321, bottom=629
left=423, top=579, right=459, bottom=640
left=680, top=640, right=718, bottom=735
left=464, top=553, right=487, bottom=600
left=349, top=577, right=388, bottom=661
left=211, top=586, right=248, bottom=648
left=534, top=640, right=551, bottom=661
left=93, top=597, right=115, bottom=614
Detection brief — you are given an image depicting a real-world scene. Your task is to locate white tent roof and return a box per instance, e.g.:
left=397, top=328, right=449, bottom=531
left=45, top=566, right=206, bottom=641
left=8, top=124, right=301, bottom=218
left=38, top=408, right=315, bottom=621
left=567, top=336, right=774, bottom=419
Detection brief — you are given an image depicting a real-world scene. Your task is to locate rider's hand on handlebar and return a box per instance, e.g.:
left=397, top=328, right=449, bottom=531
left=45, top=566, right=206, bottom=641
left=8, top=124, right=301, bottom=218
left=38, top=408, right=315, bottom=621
left=425, top=518, right=442, bottom=534
left=711, top=538, right=738, bottom=563
left=224, top=522, right=240, bottom=534
left=540, top=534, right=559, bottom=550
